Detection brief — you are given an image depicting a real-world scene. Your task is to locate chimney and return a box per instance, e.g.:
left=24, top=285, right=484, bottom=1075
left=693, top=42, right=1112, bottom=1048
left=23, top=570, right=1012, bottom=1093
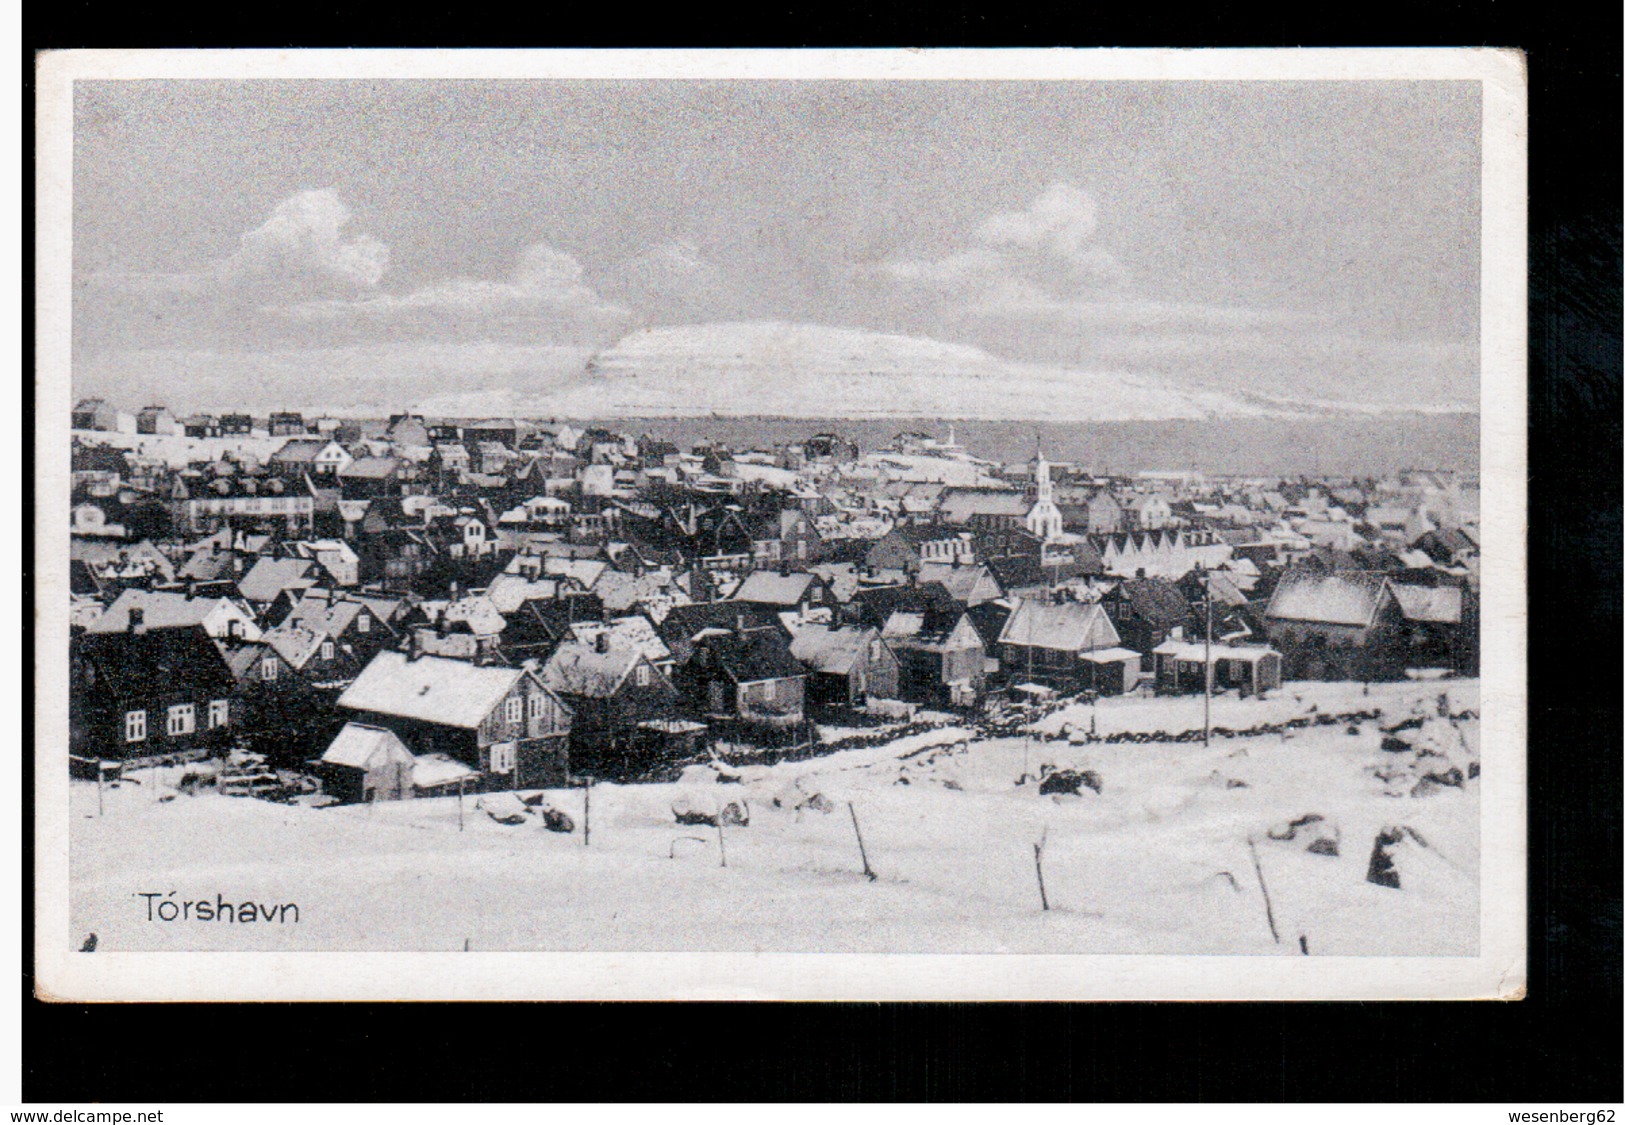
left=736, top=613, right=748, bottom=634
left=127, top=606, right=145, bottom=634
left=185, top=582, right=197, bottom=601
left=594, top=631, right=610, bottom=655
left=407, top=629, right=424, bottom=661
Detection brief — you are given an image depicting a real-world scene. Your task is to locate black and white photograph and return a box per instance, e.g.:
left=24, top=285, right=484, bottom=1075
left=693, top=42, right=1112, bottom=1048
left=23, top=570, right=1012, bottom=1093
left=33, top=48, right=1528, bottom=1002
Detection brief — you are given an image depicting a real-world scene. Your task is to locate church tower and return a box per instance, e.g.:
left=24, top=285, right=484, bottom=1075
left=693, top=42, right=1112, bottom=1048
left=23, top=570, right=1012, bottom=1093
left=1025, top=438, right=1064, bottom=542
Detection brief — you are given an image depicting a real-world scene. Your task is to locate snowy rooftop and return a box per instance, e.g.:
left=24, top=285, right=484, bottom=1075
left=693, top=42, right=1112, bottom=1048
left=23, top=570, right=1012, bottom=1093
left=321, top=722, right=410, bottom=769
left=338, top=652, right=526, bottom=730
left=1390, top=583, right=1464, bottom=624
left=1265, top=568, right=1390, bottom=627
left=997, top=599, right=1120, bottom=654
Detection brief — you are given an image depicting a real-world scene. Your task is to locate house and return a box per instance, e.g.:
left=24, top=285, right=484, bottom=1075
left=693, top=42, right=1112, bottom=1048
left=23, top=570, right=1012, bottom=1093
left=1262, top=567, right=1407, bottom=681
left=671, top=625, right=807, bottom=730
left=85, top=587, right=262, bottom=642
left=658, top=602, right=787, bottom=668
left=268, top=412, right=307, bottom=437
left=1124, top=494, right=1173, bottom=530
left=863, top=524, right=975, bottom=573
left=385, top=414, right=432, bottom=450
left=73, top=399, right=119, bottom=432
left=219, top=414, right=255, bottom=436
left=70, top=622, right=238, bottom=765
left=279, top=588, right=395, bottom=660
left=338, top=651, right=573, bottom=789
left=1098, top=576, right=1196, bottom=656
left=539, top=636, right=682, bottom=770
left=1151, top=641, right=1282, bottom=697
left=855, top=583, right=987, bottom=707
left=789, top=623, right=900, bottom=708
left=935, top=488, right=1030, bottom=530
left=916, top=561, right=1003, bottom=607
left=262, top=618, right=370, bottom=691
left=337, top=457, right=402, bottom=499
left=167, top=474, right=315, bottom=535
left=237, top=557, right=319, bottom=614
left=291, top=538, right=361, bottom=587
left=729, top=568, right=834, bottom=618
left=182, top=415, right=221, bottom=438
left=996, top=597, right=1127, bottom=693
left=747, top=507, right=824, bottom=565
left=1084, top=491, right=1124, bottom=534
left=135, top=405, right=178, bottom=436
left=315, top=722, right=418, bottom=803
left=1390, top=580, right=1479, bottom=674
left=269, top=438, right=353, bottom=479
left=567, top=615, right=674, bottom=675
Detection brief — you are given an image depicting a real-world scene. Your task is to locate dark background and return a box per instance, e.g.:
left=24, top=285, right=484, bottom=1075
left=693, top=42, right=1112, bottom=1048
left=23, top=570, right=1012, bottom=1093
left=23, top=3, right=1622, bottom=1103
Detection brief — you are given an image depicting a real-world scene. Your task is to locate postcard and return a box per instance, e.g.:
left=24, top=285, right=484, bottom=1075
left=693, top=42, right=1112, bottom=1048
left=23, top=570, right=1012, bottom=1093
left=34, top=47, right=1527, bottom=1000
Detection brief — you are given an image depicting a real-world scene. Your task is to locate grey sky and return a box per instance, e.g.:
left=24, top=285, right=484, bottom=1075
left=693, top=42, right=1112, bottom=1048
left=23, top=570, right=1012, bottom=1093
left=71, top=78, right=1482, bottom=415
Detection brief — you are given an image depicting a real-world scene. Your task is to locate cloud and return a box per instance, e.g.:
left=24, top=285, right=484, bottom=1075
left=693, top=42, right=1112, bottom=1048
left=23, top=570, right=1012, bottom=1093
left=220, top=189, right=389, bottom=295
left=272, top=241, right=630, bottom=345
left=975, top=181, right=1099, bottom=258
left=882, top=181, right=1124, bottom=315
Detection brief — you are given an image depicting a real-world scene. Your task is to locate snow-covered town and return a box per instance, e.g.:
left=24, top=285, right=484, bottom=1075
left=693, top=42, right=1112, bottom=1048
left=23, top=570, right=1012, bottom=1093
left=67, top=405, right=1482, bottom=953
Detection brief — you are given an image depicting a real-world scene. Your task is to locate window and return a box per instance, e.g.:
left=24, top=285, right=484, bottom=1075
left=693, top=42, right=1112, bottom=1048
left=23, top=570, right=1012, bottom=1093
left=208, top=699, right=229, bottom=729
left=635, top=664, right=651, bottom=687
left=762, top=679, right=776, bottom=703
left=356, top=614, right=370, bottom=634
left=505, top=697, right=523, bottom=725
left=527, top=694, right=545, bottom=721
left=320, top=641, right=335, bottom=662
left=262, top=657, right=278, bottom=683
left=167, top=704, right=196, bottom=737
left=124, top=710, right=147, bottom=743
left=490, top=743, right=515, bottom=774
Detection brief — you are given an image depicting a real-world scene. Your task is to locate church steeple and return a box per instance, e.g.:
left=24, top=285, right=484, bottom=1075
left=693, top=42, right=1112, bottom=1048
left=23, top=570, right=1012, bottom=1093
left=1026, top=432, right=1063, bottom=543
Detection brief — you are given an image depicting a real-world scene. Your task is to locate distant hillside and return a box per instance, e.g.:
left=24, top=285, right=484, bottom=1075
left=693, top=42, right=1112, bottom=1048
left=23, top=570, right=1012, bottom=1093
left=421, top=321, right=1275, bottom=422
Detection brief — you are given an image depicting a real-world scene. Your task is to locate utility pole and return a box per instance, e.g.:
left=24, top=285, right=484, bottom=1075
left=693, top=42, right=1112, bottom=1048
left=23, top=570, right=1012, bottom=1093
left=1203, top=565, right=1213, bottom=749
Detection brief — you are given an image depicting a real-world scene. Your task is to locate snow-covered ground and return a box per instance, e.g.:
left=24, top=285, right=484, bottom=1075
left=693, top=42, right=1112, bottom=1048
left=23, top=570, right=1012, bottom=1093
left=69, top=680, right=1479, bottom=955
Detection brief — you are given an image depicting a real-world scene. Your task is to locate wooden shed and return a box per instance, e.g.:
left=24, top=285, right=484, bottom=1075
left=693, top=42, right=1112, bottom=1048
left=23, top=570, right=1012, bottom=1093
left=317, top=722, right=417, bottom=803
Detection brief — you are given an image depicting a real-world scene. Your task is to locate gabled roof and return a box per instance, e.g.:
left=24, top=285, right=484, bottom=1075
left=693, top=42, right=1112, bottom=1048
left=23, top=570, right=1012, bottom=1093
left=281, top=590, right=369, bottom=639
left=917, top=562, right=999, bottom=605
left=237, top=557, right=317, bottom=604
left=1264, top=568, right=1393, bottom=628
left=485, top=574, right=563, bottom=615
left=659, top=601, right=783, bottom=645
left=852, top=581, right=962, bottom=633
left=789, top=624, right=880, bottom=676
left=936, top=488, right=1030, bottom=522
left=74, top=625, right=236, bottom=702
left=698, top=628, right=806, bottom=684
left=1389, top=583, right=1464, bottom=625
left=540, top=641, right=642, bottom=698
left=338, top=651, right=538, bottom=729
left=262, top=621, right=330, bottom=671
left=998, top=599, right=1121, bottom=653
left=731, top=570, right=817, bottom=606
left=1112, top=577, right=1195, bottom=627
left=339, top=456, right=400, bottom=480
left=85, top=588, right=259, bottom=637
left=568, top=615, right=671, bottom=664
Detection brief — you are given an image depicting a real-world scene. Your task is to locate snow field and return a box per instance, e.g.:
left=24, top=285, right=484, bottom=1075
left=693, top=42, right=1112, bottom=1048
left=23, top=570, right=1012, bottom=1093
left=69, top=680, right=1479, bottom=955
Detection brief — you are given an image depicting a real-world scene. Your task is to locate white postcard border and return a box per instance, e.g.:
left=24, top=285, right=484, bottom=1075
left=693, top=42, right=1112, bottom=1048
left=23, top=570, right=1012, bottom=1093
left=33, top=47, right=1527, bottom=1002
